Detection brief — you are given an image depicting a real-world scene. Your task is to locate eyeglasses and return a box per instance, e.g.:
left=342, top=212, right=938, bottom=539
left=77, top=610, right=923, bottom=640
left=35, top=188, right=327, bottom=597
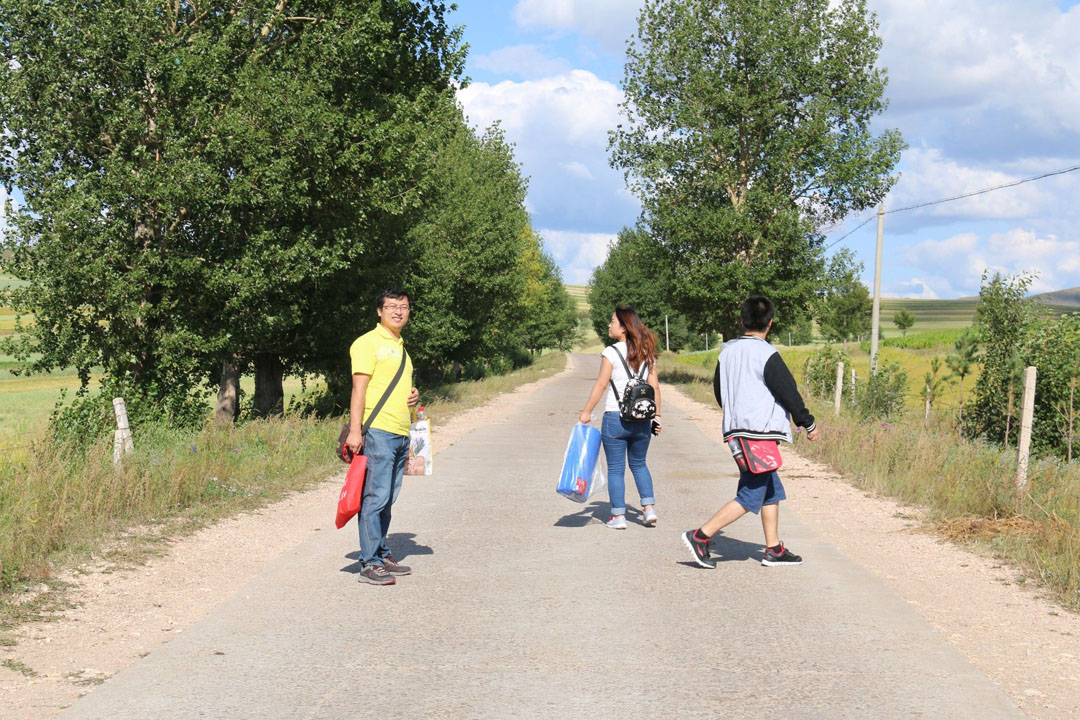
left=383, top=304, right=411, bottom=312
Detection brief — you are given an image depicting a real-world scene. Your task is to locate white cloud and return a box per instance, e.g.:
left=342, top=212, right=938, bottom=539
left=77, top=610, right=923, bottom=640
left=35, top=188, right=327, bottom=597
left=472, top=45, right=572, bottom=79
left=457, top=70, right=639, bottom=236
left=458, top=70, right=622, bottom=145
left=876, top=0, right=1080, bottom=136
left=537, top=228, right=615, bottom=283
left=889, top=148, right=1052, bottom=221
left=886, top=278, right=941, bottom=300
left=561, top=161, right=595, bottom=180
left=902, top=228, right=1080, bottom=296
left=512, top=0, right=644, bottom=51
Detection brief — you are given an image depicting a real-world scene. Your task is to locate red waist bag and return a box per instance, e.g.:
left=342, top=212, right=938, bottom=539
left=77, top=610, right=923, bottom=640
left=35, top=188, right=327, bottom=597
left=335, top=455, right=368, bottom=529
left=731, top=437, right=783, bottom=474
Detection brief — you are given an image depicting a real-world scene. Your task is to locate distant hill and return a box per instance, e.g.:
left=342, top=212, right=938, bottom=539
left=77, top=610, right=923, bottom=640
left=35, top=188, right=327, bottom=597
left=1031, top=287, right=1080, bottom=310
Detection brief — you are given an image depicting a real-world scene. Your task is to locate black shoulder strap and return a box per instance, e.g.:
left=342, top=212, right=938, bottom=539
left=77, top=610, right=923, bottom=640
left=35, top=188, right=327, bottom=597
left=608, top=345, right=645, bottom=403
left=361, top=350, right=409, bottom=435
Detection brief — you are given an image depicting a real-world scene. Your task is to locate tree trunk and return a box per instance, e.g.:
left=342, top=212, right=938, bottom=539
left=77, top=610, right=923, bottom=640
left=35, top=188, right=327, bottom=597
left=216, top=358, right=241, bottom=424
left=253, top=353, right=284, bottom=418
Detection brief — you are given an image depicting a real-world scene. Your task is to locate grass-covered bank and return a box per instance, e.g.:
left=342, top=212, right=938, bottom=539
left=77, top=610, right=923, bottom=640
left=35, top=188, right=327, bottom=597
left=0, top=352, right=567, bottom=620
left=658, top=355, right=1080, bottom=610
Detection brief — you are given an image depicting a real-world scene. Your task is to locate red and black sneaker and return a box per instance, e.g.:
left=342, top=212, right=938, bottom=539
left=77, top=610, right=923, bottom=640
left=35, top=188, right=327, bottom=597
left=358, top=565, right=396, bottom=585
left=682, top=530, right=716, bottom=569
left=761, top=543, right=803, bottom=567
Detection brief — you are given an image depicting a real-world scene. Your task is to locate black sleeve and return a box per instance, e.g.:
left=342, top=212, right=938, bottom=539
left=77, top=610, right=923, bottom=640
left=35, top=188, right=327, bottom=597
left=763, top=353, right=816, bottom=432
left=712, top=362, right=723, bottom=409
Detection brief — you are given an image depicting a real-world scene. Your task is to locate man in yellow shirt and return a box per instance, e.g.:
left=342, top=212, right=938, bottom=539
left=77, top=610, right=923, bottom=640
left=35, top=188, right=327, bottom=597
left=345, top=287, right=420, bottom=586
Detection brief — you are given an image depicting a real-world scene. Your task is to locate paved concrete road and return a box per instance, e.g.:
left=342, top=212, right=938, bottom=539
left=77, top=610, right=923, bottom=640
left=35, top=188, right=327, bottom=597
left=60, top=355, right=1024, bottom=719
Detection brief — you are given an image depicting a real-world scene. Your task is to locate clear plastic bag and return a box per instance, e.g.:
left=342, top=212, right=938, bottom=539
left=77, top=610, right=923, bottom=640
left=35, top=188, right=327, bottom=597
left=556, top=423, right=604, bottom=503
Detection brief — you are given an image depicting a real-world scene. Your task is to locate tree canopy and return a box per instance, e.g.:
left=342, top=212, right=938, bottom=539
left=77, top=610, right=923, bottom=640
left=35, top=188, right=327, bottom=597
left=1, top=0, right=575, bottom=429
left=609, top=0, right=904, bottom=337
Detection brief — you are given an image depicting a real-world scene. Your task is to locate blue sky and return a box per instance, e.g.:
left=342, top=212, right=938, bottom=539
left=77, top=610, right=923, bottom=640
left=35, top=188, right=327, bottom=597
left=450, top=0, right=1080, bottom=297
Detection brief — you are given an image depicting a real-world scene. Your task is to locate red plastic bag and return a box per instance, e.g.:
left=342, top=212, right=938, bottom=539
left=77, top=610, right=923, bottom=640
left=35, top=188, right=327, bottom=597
left=335, top=455, right=367, bottom=529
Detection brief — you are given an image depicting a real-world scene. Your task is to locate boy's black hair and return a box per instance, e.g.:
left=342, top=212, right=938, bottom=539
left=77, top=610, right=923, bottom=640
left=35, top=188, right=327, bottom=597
left=376, top=286, right=411, bottom=309
left=740, top=295, right=774, bottom=332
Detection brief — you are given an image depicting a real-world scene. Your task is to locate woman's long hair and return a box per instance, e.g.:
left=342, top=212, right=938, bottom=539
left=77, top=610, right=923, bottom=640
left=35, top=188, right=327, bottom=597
left=615, top=305, right=657, bottom=373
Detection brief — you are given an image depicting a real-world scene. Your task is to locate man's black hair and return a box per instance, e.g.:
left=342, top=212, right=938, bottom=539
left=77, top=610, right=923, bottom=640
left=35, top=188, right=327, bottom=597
left=740, top=295, right=774, bottom=332
left=376, top=286, right=410, bottom=309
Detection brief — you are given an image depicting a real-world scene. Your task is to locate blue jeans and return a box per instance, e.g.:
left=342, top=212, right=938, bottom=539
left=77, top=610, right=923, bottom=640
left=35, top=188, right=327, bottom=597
left=358, top=428, right=409, bottom=567
left=601, top=412, right=655, bottom=516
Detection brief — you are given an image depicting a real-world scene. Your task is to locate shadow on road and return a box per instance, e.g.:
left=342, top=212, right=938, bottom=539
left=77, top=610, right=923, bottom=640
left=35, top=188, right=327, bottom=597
left=553, top=501, right=608, bottom=527
left=675, top=532, right=765, bottom=567
left=340, top=533, right=434, bottom=573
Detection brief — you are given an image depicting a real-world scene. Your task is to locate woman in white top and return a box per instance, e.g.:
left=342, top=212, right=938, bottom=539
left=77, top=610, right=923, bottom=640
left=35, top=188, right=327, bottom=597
left=579, top=305, right=662, bottom=529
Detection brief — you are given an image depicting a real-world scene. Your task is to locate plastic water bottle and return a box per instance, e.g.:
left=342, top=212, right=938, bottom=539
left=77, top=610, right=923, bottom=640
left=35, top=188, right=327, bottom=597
left=416, top=406, right=426, bottom=421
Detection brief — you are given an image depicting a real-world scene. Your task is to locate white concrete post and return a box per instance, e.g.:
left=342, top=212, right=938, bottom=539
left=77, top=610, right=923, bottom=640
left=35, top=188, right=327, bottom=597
left=112, top=397, right=134, bottom=464
left=834, top=362, right=845, bottom=416
left=1014, top=367, right=1037, bottom=500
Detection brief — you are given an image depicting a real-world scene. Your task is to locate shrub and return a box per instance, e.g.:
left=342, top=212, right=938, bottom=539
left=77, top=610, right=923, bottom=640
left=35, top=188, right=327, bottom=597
left=855, top=361, right=908, bottom=420
left=803, top=345, right=850, bottom=400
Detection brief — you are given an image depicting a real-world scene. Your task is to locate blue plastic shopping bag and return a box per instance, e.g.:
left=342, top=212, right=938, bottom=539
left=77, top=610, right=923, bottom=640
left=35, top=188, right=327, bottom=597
left=556, top=423, right=604, bottom=503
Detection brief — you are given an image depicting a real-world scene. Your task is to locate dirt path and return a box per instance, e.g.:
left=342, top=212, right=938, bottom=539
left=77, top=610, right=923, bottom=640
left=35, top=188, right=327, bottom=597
left=0, top=357, right=576, bottom=719
left=2, top=356, right=1077, bottom=718
left=666, top=386, right=1080, bottom=720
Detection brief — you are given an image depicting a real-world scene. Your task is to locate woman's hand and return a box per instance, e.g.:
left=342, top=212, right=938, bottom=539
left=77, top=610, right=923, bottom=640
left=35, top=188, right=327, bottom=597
left=579, top=410, right=592, bottom=425
left=651, top=416, right=663, bottom=436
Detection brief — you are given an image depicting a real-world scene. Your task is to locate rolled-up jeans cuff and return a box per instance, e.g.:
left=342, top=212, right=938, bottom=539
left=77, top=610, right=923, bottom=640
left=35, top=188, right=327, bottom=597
left=610, top=507, right=626, bottom=516
left=640, top=497, right=655, bottom=506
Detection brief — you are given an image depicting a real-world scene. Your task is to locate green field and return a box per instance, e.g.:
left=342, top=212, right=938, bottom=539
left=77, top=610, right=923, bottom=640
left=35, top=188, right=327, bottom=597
left=878, top=298, right=978, bottom=337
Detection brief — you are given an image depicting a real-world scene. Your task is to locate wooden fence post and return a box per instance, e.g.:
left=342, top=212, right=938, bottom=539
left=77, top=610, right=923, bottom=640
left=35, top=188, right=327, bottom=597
left=850, top=367, right=857, bottom=404
left=1015, top=367, right=1037, bottom=504
left=112, top=397, right=134, bottom=464
left=834, top=362, right=845, bottom=416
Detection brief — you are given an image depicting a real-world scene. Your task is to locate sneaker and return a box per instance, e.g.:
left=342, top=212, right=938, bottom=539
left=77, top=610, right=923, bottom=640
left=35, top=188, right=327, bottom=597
left=682, top=530, right=716, bottom=569
left=358, top=564, right=396, bottom=585
left=761, top=543, right=803, bottom=567
left=606, top=515, right=627, bottom=530
left=382, top=556, right=412, bottom=576
left=643, top=507, right=657, bottom=526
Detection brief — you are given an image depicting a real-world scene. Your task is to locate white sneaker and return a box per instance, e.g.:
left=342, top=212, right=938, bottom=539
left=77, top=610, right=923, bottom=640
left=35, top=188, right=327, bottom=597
left=606, top=515, right=627, bottom=530
left=643, top=507, right=657, bottom=526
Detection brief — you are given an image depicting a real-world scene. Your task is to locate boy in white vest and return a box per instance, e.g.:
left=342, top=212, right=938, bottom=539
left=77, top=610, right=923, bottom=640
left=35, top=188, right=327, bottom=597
left=682, top=296, right=818, bottom=568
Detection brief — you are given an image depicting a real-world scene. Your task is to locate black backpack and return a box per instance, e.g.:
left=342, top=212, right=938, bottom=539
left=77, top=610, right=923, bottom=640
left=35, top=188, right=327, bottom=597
left=609, top=346, right=657, bottom=422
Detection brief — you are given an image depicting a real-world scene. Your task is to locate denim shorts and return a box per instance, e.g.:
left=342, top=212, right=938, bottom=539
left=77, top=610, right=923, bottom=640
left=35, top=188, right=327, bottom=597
left=734, top=469, right=786, bottom=514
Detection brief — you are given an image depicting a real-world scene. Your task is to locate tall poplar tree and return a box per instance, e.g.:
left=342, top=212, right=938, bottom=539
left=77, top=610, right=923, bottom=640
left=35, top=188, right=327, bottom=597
left=610, top=0, right=904, bottom=337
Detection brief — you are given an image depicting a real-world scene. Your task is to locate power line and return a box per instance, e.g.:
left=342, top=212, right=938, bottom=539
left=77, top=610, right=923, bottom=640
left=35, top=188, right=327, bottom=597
left=823, top=162, right=1080, bottom=251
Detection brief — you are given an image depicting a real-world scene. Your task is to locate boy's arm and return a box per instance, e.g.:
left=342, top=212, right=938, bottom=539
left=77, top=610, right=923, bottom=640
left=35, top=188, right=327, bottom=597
left=763, top=354, right=816, bottom=432
left=712, top=362, right=723, bottom=408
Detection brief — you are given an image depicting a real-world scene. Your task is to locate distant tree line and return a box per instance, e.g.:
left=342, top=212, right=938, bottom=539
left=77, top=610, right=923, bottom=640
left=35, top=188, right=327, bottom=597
left=0, top=0, right=576, bottom=433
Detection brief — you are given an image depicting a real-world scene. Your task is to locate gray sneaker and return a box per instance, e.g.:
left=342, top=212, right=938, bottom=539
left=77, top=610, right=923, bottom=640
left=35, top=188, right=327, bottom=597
left=358, top=564, right=396, bottom=585
left=382, top=556, right=412, bottom=576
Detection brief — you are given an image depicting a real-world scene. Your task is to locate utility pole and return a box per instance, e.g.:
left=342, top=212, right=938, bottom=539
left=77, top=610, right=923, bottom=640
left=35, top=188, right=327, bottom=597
left=870, top=204, right=884, bottom=373
left=665, top=315, right=670, bottom=352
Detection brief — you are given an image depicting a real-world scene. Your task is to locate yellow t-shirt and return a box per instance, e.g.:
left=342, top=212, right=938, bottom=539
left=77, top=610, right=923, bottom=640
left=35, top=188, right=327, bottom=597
left=349, top=324, right=413, bottom=437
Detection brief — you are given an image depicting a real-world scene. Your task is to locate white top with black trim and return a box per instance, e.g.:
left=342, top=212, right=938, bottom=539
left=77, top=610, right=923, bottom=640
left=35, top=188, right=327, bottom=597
left=712, top=335, right=816, bottom=443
